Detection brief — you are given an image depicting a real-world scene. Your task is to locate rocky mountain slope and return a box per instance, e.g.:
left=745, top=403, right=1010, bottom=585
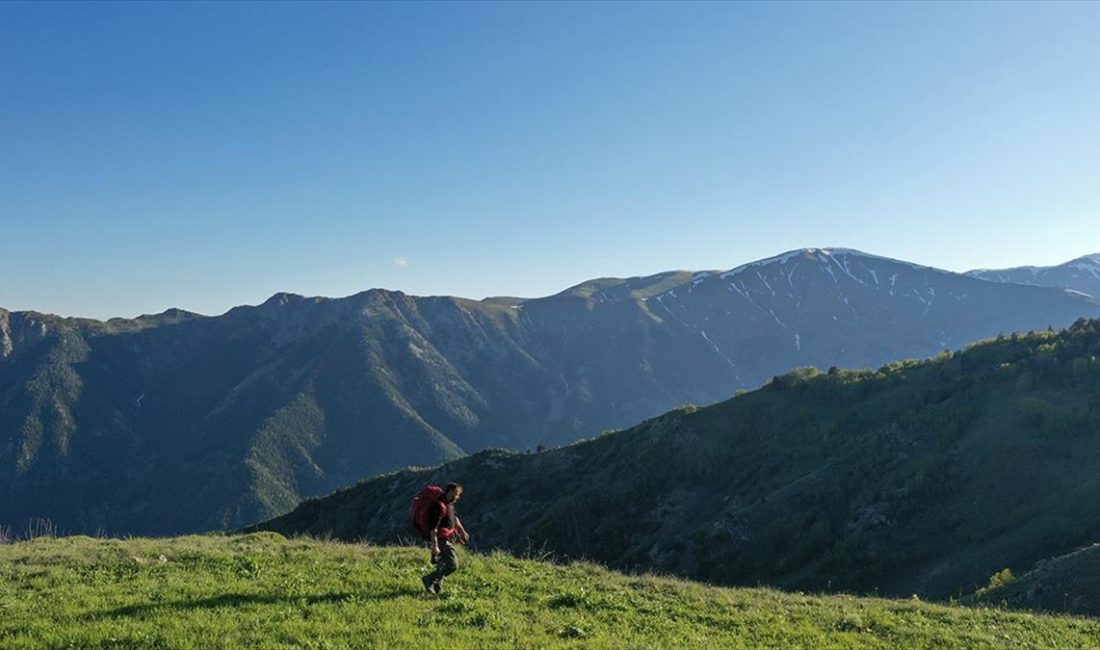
left=969, top=541, right=1100, bottom=617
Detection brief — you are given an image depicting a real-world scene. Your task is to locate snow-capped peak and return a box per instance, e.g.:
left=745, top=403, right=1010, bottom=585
left=1068, top=255, right=1100, bottom=280
left=718, top=248, right=920, bottom=280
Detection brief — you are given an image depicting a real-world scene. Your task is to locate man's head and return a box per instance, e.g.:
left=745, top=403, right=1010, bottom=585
left=443, top=482, right=463, bottom=504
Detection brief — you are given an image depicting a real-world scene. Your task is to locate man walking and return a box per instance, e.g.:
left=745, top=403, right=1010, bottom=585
left=420, top=482, right=469, bottom=595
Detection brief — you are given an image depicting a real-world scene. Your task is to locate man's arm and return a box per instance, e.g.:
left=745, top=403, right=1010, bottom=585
left=429, top=528, right=440, bottom=556
left=455, top=514, right=470, bottom=543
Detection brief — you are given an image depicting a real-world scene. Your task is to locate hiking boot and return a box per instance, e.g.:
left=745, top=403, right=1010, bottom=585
left=422, top=575, right=437, bottom=594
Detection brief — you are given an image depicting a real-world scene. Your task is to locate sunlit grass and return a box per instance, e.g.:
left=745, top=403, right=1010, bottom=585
left=2, top=533, right=1099, bottom=648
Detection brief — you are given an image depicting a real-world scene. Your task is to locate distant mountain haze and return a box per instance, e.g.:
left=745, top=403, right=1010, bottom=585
left=2, top=248, right=1099, bottom=535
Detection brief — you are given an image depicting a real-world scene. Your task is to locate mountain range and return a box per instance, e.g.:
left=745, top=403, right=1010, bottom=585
left=258, top=318, right=1100, bottom=611
left=3, top=248, right=1099, bottom=535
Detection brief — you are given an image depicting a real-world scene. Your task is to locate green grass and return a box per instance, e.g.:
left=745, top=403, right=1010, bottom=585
left=2, top=534, right=1099, bottom=649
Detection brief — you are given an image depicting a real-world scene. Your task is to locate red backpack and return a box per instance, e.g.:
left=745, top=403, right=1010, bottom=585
left=410, top=485, right=445, bottom=540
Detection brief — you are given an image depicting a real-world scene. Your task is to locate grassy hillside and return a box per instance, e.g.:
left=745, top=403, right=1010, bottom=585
left=2, top=533, right=1099, bottom=649
left=259, top=319, right=1100, bottom=605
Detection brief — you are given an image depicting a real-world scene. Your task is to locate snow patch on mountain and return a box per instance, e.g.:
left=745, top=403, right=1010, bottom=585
left=720, top=249, right=807, bottom=279
left=718, top=248, right=926, bottom=282
left=1070, top=262, right=1100, bottom=279
left=690, top=272, right=713, bottom=288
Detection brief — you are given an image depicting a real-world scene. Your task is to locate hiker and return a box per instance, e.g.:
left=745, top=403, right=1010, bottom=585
left=416, top=482, right=469, bottom=594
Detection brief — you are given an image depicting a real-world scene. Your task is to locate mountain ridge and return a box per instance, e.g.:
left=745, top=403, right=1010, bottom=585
left=967, top=252, right=1100, bottom=298
left=8, top=247, right=1095, bottom=325
left=0, top=247, right=970, bottom=323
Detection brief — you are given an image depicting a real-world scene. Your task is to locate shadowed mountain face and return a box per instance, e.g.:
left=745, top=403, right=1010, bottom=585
left=3, top=249, right=1100, bottom=535
left=967, top=253, right=1100, bottom=299
left=259, top=319, right=1100, bottom=608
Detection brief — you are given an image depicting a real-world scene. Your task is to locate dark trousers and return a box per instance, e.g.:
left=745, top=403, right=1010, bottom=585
left=426, top=540, right=458, bottom=587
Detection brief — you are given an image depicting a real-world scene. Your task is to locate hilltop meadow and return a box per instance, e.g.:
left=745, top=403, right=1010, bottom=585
left=2, top=533, right=1100, bottom=649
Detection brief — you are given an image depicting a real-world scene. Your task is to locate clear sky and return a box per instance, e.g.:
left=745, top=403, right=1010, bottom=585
left=2, top=1, right=1098, bottom=320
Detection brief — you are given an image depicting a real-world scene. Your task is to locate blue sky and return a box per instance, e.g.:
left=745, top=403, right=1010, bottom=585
left=2, top=2, right=1098, bottom=319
